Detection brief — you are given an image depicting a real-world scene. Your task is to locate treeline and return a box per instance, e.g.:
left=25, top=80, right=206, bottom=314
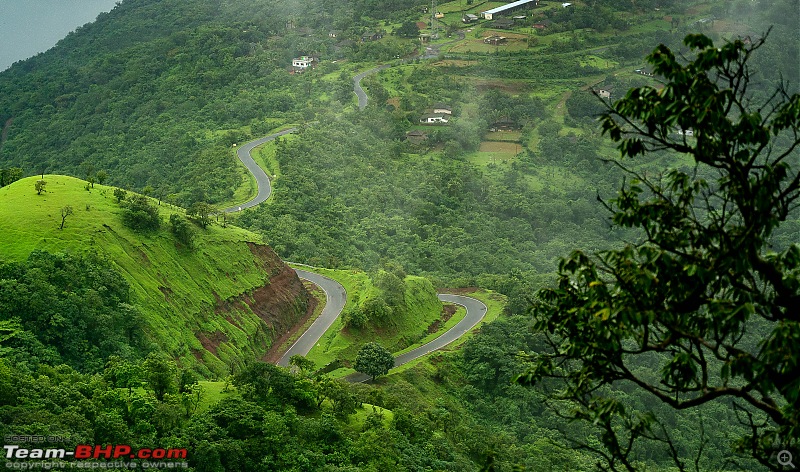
left=454, top=315, right=764, bottom=470
left=0, top=307, right=763, bottom=471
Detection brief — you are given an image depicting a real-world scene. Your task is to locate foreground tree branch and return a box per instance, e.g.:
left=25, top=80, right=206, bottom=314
left=517, top=33, right=799, bottom=470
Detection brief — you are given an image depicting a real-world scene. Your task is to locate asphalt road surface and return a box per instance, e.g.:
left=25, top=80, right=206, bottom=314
left=353, top=64, right=390, bottom=110
left=277, top=269, right=347, bottom=367
left=344, top=293, right=488, bottom=383
left=223, top=128, right=296, bottom=213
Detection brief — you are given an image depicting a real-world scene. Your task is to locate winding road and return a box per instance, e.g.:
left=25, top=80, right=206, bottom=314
left=353, top=65, right=390, bottom=110
left=226, top=44, right=490, bottom=378
left=345, top=294, right=487, bottom=383
left=353, top=31, right=464, bottom=110
left=277, top=270, right=347, bottom=367
left=222, top=128, right=296, bottom=213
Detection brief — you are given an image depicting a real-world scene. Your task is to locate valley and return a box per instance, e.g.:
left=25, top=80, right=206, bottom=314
left=0, top=0, right=797, bottom=470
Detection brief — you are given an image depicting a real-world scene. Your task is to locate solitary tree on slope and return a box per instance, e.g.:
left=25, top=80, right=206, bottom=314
left=355, top=342, right=395, bottom=381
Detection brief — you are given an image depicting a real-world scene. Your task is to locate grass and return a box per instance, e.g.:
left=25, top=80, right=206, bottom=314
left=448, top=37, right=530, bottom=54
left=378, top=288, right=506, bottom=377
left=196, top=380, right=238, bottom=413
left=251, top=133, right=298, bottom=181
left=225, top=146, right=258, bottom=209
left=0, top=176, right=306, bottom=377
left=523, top=164, right=586, bottom=193
left=484, top=130, right=523, bottom=142
left=467, top=142, right=522, bottom=166
left=392, top=305, right=467, bottom=357
left=294, top=266, right=505, bottom=380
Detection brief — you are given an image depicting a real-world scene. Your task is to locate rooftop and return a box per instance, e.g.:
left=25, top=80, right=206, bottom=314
left=482, top=0, right=538, bottom=16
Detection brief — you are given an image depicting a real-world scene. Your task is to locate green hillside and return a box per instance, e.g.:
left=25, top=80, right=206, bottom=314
left=0, top=175, right=311, bottom=376
left=0, top=0, right=796, bottom=469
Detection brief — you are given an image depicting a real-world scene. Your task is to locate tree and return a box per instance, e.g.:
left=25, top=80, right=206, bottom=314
left=0, top=167, right=22, bottom=187
left=516, top=34, right=799, bottom=470
left=288, top=355, right=316, bottom=377
left=59, top=205, right=73, bottom=230
left=34, top=179, right=46, bottom=195
left=169, top=213, right=195, bottom=249
left=143, top=353, right=177, bottom=402
left=317, top=378, right=359, bottom=418
left=187, top=202, right=214, bottom=229
left=121, top=194, right=160, bottom=231
left=95, top=170, right=108, bottom=185
left=395, top=21, right=420, bottom=39
left=104, top=356, right=142, bottom=397
left=233, top=362, right=315, bottom=410
left=113, top=188, right=126, bottom=203
left=354, top=342, right=394, bottom=381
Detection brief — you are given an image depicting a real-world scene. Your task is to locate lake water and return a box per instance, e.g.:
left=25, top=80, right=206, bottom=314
left=0, top=0, right=119, bottom=71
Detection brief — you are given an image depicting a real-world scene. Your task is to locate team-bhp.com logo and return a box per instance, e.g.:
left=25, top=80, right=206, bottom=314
left=4, top=444, right=188, bottom=469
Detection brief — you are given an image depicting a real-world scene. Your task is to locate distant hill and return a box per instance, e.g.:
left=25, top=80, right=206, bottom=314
left=0, top=175, right=312, bottom=376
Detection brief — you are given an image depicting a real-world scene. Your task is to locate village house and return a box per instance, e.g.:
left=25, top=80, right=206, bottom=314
left=489, top=117, right=520, bottom=131
left=481, top=0, right=538, bottom=20
left=492, top=18, right=515, bottom=29
left=432, top=104, right=452, bottom=115
left=361, top=31, right=384, bottom=42
left=420, top=113, right=450, bottom=124
left=597, top=88, right=613, bottom=99
left=292, top=55, right=317, bottom=72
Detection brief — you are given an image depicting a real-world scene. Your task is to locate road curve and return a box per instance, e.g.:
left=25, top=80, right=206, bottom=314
left=223, top=128, right=296, bottom=213
left=353, top=64, right=390, bottom=110
left=344, top=293, right=488, bottom=383
left=277, top=269, right=347, bottom=367
left=352, top=32, right=466, bottom=110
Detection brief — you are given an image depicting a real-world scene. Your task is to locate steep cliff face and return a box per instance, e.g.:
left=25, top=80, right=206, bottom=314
left=247, top=242, right=315, bottom=337
left=203, top=243, right=315, bottom=368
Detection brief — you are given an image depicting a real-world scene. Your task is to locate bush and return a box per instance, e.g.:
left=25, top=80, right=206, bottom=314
left=169, top=214, right=195, bottom=248
left=121, top=194, right=160, bottom=231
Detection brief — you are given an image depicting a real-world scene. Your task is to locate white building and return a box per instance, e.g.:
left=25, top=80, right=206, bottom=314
left=420, top=114, right=450, bottom=124
left=481, top=0, right=538, bottom=20
left=292, top=55, right=315, bottom=69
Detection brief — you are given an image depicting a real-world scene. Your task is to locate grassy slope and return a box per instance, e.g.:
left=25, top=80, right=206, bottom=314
left=0, top=175, right=301, bottom=376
